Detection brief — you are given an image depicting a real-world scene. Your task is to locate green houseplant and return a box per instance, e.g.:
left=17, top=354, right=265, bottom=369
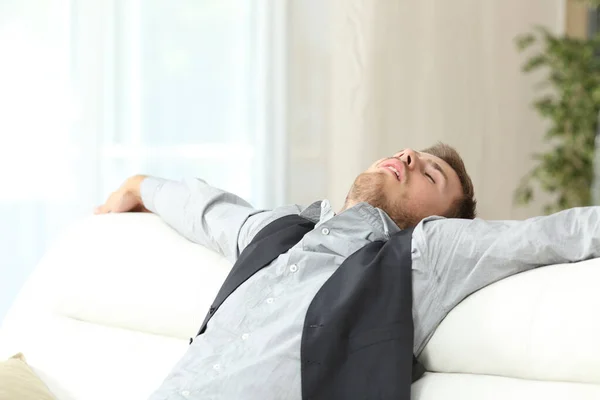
left=514, top=2, right=600, bottom=214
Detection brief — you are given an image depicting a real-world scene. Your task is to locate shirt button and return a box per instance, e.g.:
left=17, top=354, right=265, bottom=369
left=242, top=333, right=249, bottom=340
left=266, top=298, right=274, bottom=304
left=321, top=227, right=330, bottom=235
left=181, top=390, right=190, bottom=397
left=213, top=364, right=221, bottom=371
left=289, top=264, right=298, bottom=272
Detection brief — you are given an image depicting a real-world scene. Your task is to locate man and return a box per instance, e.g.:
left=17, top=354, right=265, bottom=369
left=96, top=143, right=600, bottom=399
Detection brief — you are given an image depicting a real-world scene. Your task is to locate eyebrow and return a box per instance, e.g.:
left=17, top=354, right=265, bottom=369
left=426, top=159, right=448, bottom=183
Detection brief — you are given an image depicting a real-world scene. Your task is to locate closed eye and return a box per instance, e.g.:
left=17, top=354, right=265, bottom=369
left=426, top=173, right=435, bottom=184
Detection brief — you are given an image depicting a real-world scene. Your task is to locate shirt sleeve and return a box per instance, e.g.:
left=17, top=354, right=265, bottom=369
left=140, top=177, right=303, bottom=263
left=416, top=206, right=600, bottom=314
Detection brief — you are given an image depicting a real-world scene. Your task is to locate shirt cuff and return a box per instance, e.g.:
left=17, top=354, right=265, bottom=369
left=140, top=176, right=169, bottom=214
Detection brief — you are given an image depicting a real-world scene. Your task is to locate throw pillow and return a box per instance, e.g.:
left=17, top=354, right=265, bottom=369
left=0, top=353, right=57, bottom=400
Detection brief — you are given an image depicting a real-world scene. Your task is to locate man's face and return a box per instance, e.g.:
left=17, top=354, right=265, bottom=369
left=345, top=149, right=463, bottom=228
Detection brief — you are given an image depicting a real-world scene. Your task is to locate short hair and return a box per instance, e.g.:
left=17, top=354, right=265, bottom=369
left=421, top=142, right=477, bottom=219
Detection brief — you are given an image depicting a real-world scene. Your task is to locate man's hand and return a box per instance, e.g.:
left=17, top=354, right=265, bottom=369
left=94, top=175, right=150, bottom=214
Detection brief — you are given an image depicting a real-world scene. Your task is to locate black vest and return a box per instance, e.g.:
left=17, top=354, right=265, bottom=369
left=195, top=215, right=424, bottom=400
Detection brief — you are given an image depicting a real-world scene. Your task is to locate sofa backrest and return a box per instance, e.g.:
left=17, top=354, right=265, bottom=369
left=2, top=213, right=232, bottom=341
left=420, top=257, right=600, bottom=384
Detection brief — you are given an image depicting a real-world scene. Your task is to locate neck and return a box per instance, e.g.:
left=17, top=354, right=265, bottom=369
left=339, top=199, right=360, bottom=214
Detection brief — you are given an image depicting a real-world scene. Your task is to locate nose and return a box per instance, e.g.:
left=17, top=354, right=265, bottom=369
left=395, top=148, right=419, bottom=170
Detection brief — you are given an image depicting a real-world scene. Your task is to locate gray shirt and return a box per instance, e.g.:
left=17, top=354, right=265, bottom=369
left=144, top=177, right=600, bottom=400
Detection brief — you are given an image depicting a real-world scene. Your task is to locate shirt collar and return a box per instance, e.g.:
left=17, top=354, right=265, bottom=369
left=300, top=200, right=401, bottom=239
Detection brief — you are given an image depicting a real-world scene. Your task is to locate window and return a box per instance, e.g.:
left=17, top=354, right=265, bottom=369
left=101, top=0, right=267, bottom=203
left=0, top=0, right=285, bottom=320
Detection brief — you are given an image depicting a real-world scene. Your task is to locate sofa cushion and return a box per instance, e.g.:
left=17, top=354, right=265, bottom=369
left=12, top=213, right=233, bottom=340
left=421, top=258, right=600, bottom=384
left=412, top=372, right=600, bottom=400
left=0, top=353, right=57, bottom=400
left=0, top=314, right=188, bottom=400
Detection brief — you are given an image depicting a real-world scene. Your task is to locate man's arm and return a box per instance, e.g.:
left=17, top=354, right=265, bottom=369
left=96, top=175, right=302, bottom=262
left=416, top=207, right=600, bottom=313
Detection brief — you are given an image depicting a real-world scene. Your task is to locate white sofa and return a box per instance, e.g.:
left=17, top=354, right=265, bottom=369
left=1, top=213, right=600, bottom=399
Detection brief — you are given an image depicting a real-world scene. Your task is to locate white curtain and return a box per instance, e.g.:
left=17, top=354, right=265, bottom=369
left=0, top=0, right=284, bottom=320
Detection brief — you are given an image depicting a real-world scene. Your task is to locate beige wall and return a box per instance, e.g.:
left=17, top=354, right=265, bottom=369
left=287, top=0, right=565, bottom=219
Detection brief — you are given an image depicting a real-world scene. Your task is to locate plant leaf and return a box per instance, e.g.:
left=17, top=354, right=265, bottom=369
left=515, top=33, right=536, bottom=51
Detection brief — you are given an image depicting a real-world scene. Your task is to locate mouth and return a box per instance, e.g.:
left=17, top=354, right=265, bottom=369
left=378, top=158, right=405, bottom=182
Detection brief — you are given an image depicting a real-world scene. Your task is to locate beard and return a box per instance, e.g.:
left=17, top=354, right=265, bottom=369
left=344, top=172, right=420, bottom=229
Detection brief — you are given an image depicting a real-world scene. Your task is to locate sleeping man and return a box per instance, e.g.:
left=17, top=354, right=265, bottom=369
left=95, top=143, right=600, bottom=400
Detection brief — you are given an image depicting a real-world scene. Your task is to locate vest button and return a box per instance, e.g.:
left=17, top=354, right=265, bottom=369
left=321, top=227, right=330, bottom=235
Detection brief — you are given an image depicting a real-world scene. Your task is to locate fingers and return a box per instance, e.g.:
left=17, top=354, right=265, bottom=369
left=94, top=184, right=145, bottom=215
left=94, top=194, right=115, bottom=214
left=94, top=190, right=120, bottom=214
left=94, top=205, right=109, bottom=214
